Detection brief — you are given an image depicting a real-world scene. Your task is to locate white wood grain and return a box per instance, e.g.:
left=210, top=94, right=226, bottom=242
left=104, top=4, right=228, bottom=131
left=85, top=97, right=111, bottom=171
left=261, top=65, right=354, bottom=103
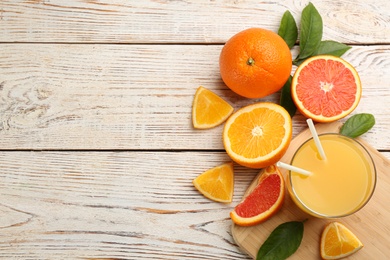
left=0, top=151, right=258, bottom=259
left=0, top=44, right=389, bottom=150
left=1, top=1, right=390, bottom=259
left=0, top=0, right=389, bottom=44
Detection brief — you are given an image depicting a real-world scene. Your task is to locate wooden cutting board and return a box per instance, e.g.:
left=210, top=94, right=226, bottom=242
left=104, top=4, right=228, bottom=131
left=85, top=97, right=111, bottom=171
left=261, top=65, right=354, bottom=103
left=231, top=122, right=390, bottom=259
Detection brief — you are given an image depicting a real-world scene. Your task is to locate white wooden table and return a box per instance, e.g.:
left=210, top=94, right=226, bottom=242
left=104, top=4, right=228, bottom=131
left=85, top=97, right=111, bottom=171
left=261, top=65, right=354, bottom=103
left=0, top=1, right=389, bottom=259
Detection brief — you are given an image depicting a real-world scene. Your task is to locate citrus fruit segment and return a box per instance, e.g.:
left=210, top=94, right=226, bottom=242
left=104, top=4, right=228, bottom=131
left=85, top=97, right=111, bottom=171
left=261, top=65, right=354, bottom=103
left=291, top=55, right=362, bottom=123
left=230, top=165, right=285, bottom=226
left=223, top=102, right=292, bottom=169
left=192, top=86, right=234, bottom=129
left=219, top=28, right=292, bottom=98
left=193, top=162, right=234, bottom=203
left=321, top=222, right=363, bottom=259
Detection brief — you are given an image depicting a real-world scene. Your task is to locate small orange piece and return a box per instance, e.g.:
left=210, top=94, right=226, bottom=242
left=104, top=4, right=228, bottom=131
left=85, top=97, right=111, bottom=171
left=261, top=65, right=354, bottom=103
left=223, top=102, right=292, bottom=169
left=192, top=86, right=234, bottom=129
left=321, top=222, right=363, bottom=259
left=219, top=27, right=292, bottom=98
left=292, top=55, right=362, bottom=123
left=230, top=165, right=285, bottom=226
left=193, top=162, right=234, bottom=203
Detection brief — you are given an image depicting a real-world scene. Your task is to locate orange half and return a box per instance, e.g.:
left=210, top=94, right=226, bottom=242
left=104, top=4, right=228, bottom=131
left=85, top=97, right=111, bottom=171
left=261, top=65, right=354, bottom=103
left=223, top=102, right=292, bottom=169
left=292, top=55, right=362, bottom=122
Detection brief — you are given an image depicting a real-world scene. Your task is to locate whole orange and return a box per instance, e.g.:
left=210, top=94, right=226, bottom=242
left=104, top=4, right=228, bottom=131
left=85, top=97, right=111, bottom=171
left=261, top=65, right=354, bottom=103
left=219, top=28, right=292, bottom=99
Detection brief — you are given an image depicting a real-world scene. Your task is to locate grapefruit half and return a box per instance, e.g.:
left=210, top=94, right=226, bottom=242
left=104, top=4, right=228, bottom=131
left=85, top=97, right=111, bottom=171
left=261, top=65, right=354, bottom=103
left=291, top=55, right=362, bottom=122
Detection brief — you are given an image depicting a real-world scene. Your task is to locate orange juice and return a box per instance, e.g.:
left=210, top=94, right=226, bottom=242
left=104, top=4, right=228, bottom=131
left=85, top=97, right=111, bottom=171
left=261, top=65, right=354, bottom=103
left=287, top=134, right=376, bottom=218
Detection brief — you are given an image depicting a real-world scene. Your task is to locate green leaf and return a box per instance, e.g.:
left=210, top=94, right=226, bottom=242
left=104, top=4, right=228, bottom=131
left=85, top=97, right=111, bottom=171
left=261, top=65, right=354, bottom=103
left=295, top=2, right=323, bottom=61
left=292, top=40, right=351, bottom=66
left=314, top=40, right=351, bottom=56
left=292, top=57, right=306, bottom=66
left=280, top=76, right=296, bottom=117
left=340, top=113, right=375, bottom=138
left=256, top=221, right=304, bottom=260
left=278, top=11, right=298, bottom=49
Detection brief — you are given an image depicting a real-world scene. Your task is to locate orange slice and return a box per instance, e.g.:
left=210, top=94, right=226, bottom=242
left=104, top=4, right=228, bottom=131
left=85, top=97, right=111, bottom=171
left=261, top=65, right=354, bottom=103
left=192, top=86, right=234, bottom=129
left=321, top=222, right=363, bottom=259
left=192, top=162, right=234, bottom=203
left=230, top=165, right=285, bottom=226
left=291, top=55, right=362, bottom=123
left=223, top=102, right=292, bottom=169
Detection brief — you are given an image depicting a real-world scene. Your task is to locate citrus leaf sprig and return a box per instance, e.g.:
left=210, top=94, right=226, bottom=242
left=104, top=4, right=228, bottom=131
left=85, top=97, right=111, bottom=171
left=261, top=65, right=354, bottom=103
left=292, top=2, right=351, bottom=65
left=278, top=2, right=351, bottom=116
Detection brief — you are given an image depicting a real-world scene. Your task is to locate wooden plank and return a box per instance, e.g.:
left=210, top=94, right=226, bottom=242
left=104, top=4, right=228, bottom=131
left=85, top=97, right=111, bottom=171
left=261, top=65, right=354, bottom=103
left=0, top=44, right=389, bottom=150
left=0, top=43, right=388, bottom=150
left=1, top=0, right=390, bottom=44
left=0, top=150, right=257, bottom=259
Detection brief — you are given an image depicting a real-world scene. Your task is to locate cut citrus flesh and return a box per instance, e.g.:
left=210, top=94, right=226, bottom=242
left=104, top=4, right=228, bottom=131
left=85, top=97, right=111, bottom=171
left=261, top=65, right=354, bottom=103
left=223, top=102, right=292, bottom=169
left=193, top=162, right=234, bottom=203
left=192, top=86, right=234, bottom=129
left=230, top=165, right=285, bottom=226
left=292, top=55, right=362, bottom=123
left=321, top=222, right=363, bottom=259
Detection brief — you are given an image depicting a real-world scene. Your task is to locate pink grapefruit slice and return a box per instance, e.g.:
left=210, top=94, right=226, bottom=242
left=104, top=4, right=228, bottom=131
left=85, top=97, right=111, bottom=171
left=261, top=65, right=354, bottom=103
left=291, top=55, right=362, bottom=122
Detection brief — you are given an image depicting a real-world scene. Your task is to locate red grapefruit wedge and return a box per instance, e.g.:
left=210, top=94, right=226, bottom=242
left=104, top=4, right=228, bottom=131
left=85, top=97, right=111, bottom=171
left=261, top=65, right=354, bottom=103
left=230, top=165, right=285, bottom=226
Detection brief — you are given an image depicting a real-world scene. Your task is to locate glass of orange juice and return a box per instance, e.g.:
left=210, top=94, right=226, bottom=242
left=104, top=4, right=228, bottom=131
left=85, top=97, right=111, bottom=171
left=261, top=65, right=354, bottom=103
left=287, top=133, right=376, bottom=218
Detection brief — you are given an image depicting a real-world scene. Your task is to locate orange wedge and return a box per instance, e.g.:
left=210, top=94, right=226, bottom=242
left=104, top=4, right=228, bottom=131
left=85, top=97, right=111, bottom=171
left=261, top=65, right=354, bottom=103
left=321, top=222, right=364, bottom=259
left=292, top=55, right=362, bottom=123
left=223, top=102, right=292, bottom=169
left=192, top=86, right=234, bottom=129
left=230, top=165, right=285, bottom=226
left=192, top=162, right=234, bottom=203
